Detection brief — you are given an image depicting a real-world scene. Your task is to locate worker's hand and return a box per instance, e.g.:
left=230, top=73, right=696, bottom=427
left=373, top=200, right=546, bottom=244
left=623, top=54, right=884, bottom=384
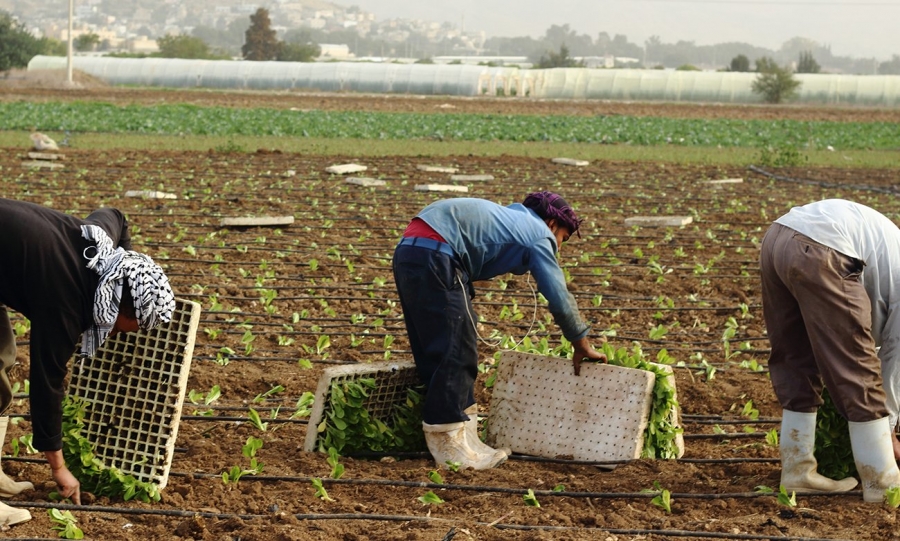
left=45, top=450, right=81, bottom=505
left=571, top=337, right=607, bottom=376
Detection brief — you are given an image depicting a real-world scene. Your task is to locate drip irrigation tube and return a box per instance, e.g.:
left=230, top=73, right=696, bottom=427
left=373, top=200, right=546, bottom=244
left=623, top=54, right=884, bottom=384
left=166, top=471, right=855, bottom=502
left=0, top=500, right=859, bottom=541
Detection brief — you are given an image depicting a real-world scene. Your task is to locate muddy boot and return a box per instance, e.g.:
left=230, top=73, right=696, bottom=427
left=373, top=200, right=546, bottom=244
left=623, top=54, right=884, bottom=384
left=0, top=417, right=32, bottom=498
left=0, top=309, right=15, bottom=415
left=0, top=501, right=30, bottom=527
left=423, top=422, right=507, bottom=470
left=849, top=417, right=900, bottom=503
left=463, top=405, right=510, bottom=458
left=779, top=410, right=858, bottom=493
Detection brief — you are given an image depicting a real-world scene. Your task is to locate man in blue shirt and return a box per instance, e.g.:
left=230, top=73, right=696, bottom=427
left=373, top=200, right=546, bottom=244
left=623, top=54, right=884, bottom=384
left=392, top=192, right=606, bottom=470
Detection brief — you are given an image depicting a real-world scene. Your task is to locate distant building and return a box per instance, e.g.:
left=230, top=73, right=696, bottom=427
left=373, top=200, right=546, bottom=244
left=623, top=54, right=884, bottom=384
left=127, top=35, right=159, bottom=54
left=434, top=56, right=529, bottom=67
left=318, top=43, right=352, bottom=60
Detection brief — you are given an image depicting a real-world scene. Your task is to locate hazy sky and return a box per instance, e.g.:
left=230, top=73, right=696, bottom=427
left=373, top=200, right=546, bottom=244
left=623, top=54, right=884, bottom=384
left=348, top=0, right=900, bottom=60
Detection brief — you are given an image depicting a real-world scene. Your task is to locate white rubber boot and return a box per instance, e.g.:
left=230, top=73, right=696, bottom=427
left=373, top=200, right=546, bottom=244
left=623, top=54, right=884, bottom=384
left=463, top=405, right=511, bottom=458
left=0, top=500, right=30, bottom=527
left=780, top=410, right=858, bottom=493
left=849, top=417, right=900, bottom=503
left=423, top=421, right=507, bottom=470
left=0, top=417, right=33, bottom=498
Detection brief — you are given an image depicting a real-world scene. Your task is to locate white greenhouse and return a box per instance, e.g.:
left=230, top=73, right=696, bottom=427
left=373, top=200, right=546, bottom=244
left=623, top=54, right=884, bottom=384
left=27, top=56, right=900, bottom=106
left=27, top=55, right=514, bottom=96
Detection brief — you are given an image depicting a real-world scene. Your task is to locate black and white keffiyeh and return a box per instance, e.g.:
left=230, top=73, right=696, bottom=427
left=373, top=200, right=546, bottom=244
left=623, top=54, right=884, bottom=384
left=80, top=225, right=176, bottom=357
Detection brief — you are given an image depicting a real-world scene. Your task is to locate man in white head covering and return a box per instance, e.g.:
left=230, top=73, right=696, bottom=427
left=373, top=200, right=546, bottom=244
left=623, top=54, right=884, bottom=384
left=0, top=198, right=175, bottom=526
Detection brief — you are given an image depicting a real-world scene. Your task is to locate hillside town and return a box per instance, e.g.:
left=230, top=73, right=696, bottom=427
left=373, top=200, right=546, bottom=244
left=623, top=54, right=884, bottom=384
left=1, top=0, right=487, bottom=59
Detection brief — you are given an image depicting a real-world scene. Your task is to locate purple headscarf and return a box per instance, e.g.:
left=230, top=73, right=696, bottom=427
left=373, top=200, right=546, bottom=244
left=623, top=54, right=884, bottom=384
left=522, top=191, right=584, bottom=238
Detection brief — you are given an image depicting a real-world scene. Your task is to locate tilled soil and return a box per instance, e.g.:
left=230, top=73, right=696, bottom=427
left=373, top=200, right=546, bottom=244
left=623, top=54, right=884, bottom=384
left=0, top=80, right=899, bottom=540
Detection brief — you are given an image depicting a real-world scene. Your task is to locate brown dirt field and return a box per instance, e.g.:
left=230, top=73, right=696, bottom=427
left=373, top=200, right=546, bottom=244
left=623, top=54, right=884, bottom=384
left=0, top=80, right=899, bottom=540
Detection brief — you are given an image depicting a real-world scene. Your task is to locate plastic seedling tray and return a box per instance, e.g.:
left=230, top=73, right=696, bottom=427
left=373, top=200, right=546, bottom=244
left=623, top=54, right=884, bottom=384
left=487, top=351, right=655, bottom=462
left=304, top=361, right=420, bottom=452
left=67, top=298, right=200, bottom=490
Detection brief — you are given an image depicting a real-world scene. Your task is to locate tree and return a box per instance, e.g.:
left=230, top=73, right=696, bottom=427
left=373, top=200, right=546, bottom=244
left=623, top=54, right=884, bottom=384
left=277, top=41, right=319, bottom=62
left=156, top=34, right=228, bottom=60
left=0, top=11, right=46, bottom=72
left=536, top=44, right=583, bottom=69
left=74, top=33, right=100, bottom=52
left=797, top=51, right=820, bottom=74
left=878, top=55, right=900, bottom=75
left=242, top=8, right=279, bottom=61
left=752, top=57, right=802, bottom=104
left=729, top=54, right=750, bottom=72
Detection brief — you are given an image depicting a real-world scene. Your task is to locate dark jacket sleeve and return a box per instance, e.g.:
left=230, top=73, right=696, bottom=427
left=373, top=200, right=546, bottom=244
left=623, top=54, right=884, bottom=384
left=29, top=312, right=83, bottom=451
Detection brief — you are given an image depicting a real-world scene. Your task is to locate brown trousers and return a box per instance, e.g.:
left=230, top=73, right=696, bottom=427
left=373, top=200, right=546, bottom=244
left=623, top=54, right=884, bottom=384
left=760, top=223, right=888, bottom=422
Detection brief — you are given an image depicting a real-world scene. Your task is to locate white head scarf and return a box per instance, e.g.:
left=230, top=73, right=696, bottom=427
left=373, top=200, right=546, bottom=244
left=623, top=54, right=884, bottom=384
left=80, top=225, right=176, bottom=357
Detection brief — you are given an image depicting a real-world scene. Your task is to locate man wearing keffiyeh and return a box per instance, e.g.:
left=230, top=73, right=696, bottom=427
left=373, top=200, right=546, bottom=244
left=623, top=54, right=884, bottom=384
left=0, top=198, right=174, bottom=526
left=392, top=192, right=606, bottom=471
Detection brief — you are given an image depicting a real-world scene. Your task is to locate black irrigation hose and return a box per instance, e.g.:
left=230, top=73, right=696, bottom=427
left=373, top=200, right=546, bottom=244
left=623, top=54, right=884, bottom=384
left=749, top=165, right=900, bottom=195
left=0, top=501, right=858, bottom=541
left=167, top=471, right=853, bottom=503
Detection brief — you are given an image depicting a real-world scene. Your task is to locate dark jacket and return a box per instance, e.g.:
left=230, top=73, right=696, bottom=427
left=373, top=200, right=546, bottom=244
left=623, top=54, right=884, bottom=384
left=0, top=198, right=130, bottom=450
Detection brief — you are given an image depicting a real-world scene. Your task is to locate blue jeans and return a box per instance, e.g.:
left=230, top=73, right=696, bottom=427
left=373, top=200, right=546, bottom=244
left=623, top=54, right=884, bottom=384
left=392, top=243, right=477, bottom=425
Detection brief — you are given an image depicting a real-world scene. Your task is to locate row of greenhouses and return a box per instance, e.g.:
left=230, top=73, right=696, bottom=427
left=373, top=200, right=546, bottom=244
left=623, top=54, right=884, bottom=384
left=28, top=55, right=900, bottom=105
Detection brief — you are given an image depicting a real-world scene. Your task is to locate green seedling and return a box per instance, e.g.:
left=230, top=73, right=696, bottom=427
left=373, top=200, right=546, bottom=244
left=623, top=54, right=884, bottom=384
left=48, top=508, right=84, bottom=539
left=885, top=486, right=900, bottom=508
left=253, top=384, right=285, bottom=403
left=291, top=391, right=315, bottom=419
left=648, top=324, right=668, bottom=340
left=523, top=489, right=541, bottom=507
left=650, top=481, right=672, bottom=513
left=247, top=408, right=268, bottom=431
left=418, top=490, right=444, bottom=505
left=777, top=485, right=797, bottom=507
left=311, top=478, right=333, bottom=501
left=10, top=433, right=36, bottom=456
left=428, top=470, right=444, bottom=484
left=316, top=335, right=331, bottom=355
left=444, top=460, right=461, bottom=472
left=242, top=436, right=263, bottom=459
left=327, top=447, right=345, bottom=479
left=552, top=484, right=565, bottom=492
left=765, top=428, right=779, bottom=447
left=188, top=385, right=221, bottom=415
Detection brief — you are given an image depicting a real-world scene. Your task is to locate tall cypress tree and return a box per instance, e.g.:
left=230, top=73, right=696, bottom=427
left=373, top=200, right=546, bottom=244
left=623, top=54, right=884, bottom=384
left=242, top=8, right=280, bottom=61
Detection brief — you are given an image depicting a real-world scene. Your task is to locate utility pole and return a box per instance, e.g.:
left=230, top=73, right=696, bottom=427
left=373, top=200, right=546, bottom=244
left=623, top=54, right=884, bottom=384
left=66, top=0, right=73, bottom=85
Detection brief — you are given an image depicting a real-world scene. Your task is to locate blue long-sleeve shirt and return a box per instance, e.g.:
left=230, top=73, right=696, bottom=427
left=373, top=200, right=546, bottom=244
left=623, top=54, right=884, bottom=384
left=416, top=198, right=590, bottom=341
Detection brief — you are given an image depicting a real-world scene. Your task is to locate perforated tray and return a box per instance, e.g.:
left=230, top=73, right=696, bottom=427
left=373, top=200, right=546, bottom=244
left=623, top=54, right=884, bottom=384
left=304, top=361, right=420, bottom=452
left=67, top=298, right=200, bottom=490
left=486, top=351, right=654, bottom=462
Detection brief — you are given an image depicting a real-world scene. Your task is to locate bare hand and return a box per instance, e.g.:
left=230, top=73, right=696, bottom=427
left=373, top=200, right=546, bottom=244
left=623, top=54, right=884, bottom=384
left=52, top=465, right=81, bottom=505
left=571, top=337, right=608, bottom=376
left=45, top=450, right=81, bottom=505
